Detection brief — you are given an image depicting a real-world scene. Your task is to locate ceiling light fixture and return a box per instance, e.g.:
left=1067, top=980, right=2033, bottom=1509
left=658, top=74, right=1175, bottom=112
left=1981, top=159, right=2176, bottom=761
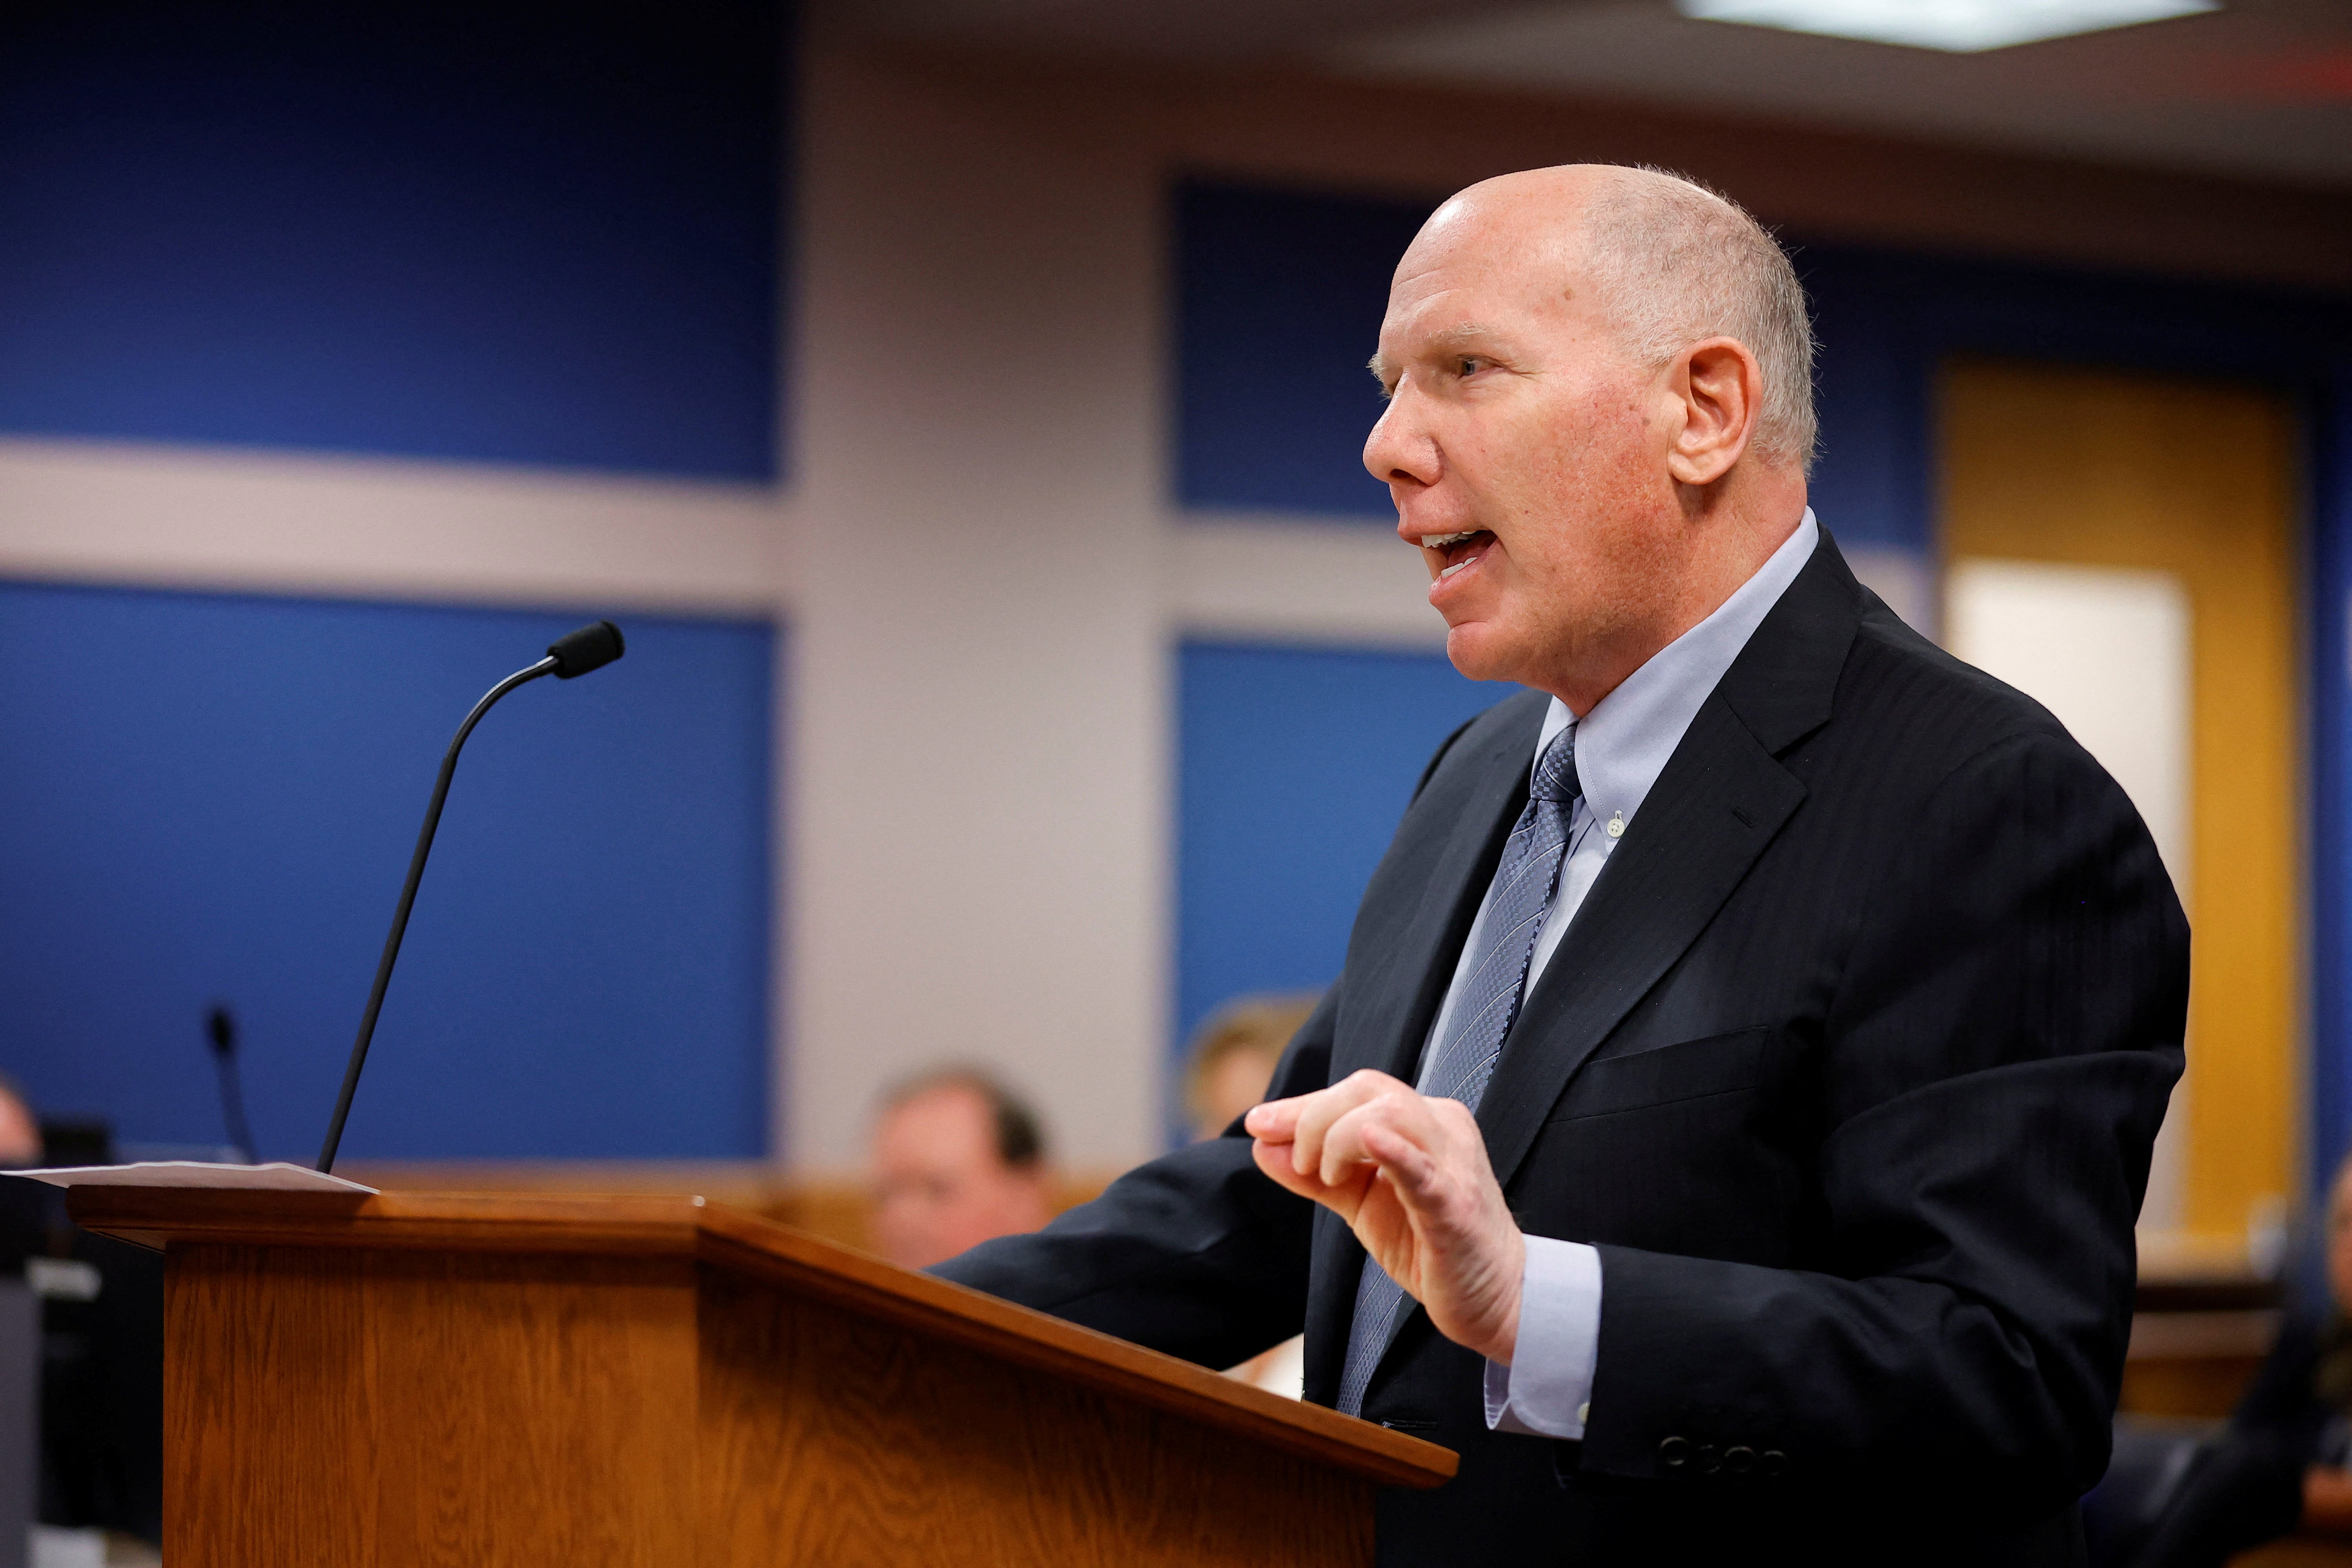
left=1674, top=0, right=2219, bottom=52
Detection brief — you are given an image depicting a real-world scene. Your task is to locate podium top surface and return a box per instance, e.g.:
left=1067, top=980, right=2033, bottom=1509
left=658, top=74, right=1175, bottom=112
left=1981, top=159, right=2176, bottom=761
left=69, top=1183, right=1456, bottom=1490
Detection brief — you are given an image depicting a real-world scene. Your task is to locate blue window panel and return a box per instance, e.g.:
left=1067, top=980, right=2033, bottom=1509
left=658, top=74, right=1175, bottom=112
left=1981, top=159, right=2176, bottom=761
left=1174, top=641, right=1513, bottom=1114
left=0, top=583, right=775, bottom=1160
left=1798, top=248, right=1934, bottom=553
left=1173, top=180, right=1431, bottom=519
left=1167, top=179, right=1940, bottom=545
left=0, top=2, right=784, bottom=478
left=2310, top=370, right=2352, bottom=1206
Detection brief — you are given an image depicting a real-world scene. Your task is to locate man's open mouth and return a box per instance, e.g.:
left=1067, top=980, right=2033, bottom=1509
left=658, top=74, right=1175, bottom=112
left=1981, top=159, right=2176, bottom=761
left=1420, top=530, right=1495, bottom=579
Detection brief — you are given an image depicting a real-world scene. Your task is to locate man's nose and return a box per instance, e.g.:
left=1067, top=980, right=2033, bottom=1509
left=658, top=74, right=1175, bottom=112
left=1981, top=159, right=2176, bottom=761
left=1364, top=397, right=1440, bottom=535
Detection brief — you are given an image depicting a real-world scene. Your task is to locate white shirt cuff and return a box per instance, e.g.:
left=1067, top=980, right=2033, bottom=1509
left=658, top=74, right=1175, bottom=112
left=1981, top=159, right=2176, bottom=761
left=1482, top=1236, right=1601, bottom=1439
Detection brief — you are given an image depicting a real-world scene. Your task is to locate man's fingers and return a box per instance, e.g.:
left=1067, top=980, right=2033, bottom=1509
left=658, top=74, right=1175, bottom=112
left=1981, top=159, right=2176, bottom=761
left=1242, top=1098, right=1298, bottom=1143
left=1286, top=1069, right=1407, bottom=1180
left=1250, top=1135, right=1318, bottom=1198
left=1250, top=1134, right=1373, bottom=1220
left=1357, top=1118, right=1440, bottom=1200
left=1317, top=1093, right=1443, bottom=1189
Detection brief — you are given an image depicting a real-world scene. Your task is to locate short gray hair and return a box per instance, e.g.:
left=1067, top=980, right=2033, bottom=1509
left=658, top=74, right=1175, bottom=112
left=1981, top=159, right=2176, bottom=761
left=1580, top=167, right=1818, bottom=473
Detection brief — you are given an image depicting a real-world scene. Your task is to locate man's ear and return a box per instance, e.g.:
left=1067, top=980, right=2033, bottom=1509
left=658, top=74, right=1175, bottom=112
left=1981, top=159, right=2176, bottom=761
left=1667, top=337, right=1762, bottom=487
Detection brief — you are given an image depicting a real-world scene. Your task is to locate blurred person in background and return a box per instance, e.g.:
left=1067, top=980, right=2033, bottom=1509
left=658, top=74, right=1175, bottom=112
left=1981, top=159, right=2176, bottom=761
left=2117, top=1151, right=2352, bottom=1566
left=1184, top=995, right=1319, bottom=1142
left=869, top=1067, right=1053, bottom=1270
left=0, top=1078, right=41, bottom=1167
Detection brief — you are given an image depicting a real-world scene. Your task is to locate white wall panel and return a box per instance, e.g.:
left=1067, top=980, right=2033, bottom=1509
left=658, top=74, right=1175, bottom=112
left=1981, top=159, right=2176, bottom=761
left=1946, top=556, right=2193, bottom=1230
left=1170, top=515, right=1447, bottom=649
left=0, top=437, right=791, bottom=614
left=785, top=49, right=1168, bottom=1172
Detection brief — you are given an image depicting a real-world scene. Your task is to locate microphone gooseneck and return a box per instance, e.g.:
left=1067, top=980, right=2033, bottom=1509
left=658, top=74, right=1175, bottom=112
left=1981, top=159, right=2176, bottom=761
left=315, top=622, right=626, bottom=1173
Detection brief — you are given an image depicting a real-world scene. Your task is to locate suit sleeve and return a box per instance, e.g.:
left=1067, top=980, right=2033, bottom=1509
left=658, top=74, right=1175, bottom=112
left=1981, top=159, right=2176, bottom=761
left=927, top=989, right=1336, bottom=1370
left=1576, top=730, right=2187, bottom=1522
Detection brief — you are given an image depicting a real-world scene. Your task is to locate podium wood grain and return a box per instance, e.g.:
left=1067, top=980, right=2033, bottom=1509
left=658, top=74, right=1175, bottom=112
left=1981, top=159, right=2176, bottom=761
left=76, top=1187, right=1449, bottom=1567
left=699, top=1267, right=1363, bottom=1566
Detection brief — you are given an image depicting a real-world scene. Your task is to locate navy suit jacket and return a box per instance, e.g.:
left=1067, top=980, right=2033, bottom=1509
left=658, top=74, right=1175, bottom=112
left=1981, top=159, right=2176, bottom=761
left=937, top=532, right=2187, bottom=1565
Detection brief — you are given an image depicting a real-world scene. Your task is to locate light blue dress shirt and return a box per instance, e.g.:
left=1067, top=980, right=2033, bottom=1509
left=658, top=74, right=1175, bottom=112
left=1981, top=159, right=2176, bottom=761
left=1415, top=510, right=1820, bottom=1441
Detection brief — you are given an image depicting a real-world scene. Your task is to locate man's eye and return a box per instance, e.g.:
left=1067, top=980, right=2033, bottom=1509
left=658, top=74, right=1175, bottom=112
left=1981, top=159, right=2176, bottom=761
left=1457, top=357, right=1487, bottom=377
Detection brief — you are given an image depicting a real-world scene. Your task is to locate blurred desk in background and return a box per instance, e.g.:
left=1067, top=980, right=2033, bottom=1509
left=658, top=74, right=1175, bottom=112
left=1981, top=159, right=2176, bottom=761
left=343, top=1169, right=2296, bottom=1396
left=2120, top=1259, right=2352, bottom=1566
left=2125, top=1286, right=2282, bottom=1422
left=338, top=1161, right=1115, bottom=1257
left=2239, top=1543, right=2352, bottom=1566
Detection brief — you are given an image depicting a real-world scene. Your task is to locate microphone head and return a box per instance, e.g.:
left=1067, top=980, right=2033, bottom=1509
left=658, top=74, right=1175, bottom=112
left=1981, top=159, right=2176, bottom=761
left=548, top=620, right=625, bottom=679
left=206, top=1005, right=235, bottom=1058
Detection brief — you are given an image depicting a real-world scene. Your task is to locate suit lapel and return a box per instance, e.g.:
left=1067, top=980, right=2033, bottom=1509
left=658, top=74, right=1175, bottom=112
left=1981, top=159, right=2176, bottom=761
left=1477, top=532, right=1864, bottom=1191
left=1308, top=534, right=1867, bottom=1404
left=1344, top=703, right=1806, bottom=1395
left=1475, top=698, right=1804, bottom=1189
left=1304, top=690, right=1543, bottom=1401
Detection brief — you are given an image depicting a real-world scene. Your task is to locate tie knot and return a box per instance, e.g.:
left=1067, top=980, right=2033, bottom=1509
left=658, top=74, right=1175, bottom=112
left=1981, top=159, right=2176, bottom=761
left=1531, top=727, right=1581, bottom=805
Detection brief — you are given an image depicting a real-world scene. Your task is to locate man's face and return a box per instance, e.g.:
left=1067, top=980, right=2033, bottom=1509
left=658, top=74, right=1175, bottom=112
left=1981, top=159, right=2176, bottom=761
left=1365, top=187, right=1676, bottom=697
left=870, top=1085, right=1047, bottom=1270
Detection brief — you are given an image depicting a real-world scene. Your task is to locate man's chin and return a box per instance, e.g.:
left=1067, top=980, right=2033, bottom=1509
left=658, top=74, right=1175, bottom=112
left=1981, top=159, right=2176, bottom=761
left=1442, top=622, right=1526, bottom=684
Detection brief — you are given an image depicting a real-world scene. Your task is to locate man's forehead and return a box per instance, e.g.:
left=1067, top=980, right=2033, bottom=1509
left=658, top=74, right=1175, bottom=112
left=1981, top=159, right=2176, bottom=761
left=1378, top=256, right=1576, bottom=345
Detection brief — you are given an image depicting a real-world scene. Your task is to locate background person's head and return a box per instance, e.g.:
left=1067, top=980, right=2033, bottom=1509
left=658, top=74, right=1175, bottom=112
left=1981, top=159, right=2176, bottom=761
left=0, top=1074, right=41, bottom=1167
left=869, top=1066, right=1052, bottom=1270
left=2326, top=1152, right=2352, bottom=1310
left=1183, top=995, right=1317, bottom=1142
left=1366, top=163, right=1815, bottom=713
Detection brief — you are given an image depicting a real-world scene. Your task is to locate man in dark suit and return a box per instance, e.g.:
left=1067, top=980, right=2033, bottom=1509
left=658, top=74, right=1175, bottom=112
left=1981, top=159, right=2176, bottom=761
left=936, top=164, right=2185, bottom=1564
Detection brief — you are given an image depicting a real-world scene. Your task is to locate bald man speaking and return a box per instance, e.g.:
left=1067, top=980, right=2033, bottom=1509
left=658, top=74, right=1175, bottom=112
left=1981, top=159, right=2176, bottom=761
left=936, top=166, right=2185, bottom=1564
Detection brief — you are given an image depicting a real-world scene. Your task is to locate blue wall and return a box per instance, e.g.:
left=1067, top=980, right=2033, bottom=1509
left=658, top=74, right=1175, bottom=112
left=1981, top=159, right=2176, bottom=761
left=1174, top=642, right=1508, bottom=1096
left=0, top=2, right=785, bottom=477
left=1172, top=180, right=1429, bottom=519
left=0, top=583, right=775, bottom=1161
left=2312, top=370, right=2352, bottom=1194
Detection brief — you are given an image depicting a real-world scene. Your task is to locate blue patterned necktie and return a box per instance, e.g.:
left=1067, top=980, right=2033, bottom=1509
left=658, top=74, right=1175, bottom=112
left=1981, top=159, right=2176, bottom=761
left=1334, top=724, right=1582, bottom=1417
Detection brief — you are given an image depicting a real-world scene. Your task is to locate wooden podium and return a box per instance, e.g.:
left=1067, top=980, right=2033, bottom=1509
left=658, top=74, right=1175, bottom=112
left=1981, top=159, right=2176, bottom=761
left=71, top=1185, right=1454, bottom=1567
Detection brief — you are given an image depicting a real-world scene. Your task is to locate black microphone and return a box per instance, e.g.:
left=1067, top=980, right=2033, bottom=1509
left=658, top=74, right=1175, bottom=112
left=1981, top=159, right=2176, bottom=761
left=548, top=619, right=625, bottom=679
left=206, top=1004, right=256, bottom=1163
left=314, top=620, right=627, bottom=1173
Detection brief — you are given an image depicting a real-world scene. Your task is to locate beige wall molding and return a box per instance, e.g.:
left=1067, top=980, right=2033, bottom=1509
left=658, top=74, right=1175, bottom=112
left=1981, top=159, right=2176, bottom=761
left=0, top=436, right=794, bottom=616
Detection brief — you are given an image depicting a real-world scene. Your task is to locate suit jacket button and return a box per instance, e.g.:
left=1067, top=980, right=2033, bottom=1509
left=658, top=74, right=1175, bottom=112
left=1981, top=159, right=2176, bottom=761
left=1696, top=1444, right=1722, bottom=1474
left=1761, top=1449, right=1787, bottom=1478
left=1659, top=1436, right=1690, bottom=1469
left=1725, top=1445, right=1755, bottom=1474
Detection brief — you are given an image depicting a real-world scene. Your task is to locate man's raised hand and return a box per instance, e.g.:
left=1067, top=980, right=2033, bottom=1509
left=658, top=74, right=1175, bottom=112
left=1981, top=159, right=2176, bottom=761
left=1245, top=1069, right=1526, bottom=1365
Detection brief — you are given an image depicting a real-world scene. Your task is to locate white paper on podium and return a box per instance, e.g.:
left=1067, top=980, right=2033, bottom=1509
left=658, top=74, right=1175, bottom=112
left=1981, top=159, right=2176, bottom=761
left=11, top=1161, right=377, bottom=1196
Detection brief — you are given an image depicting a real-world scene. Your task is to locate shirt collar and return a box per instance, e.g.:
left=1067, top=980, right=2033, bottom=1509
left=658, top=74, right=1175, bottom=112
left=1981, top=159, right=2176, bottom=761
left=1534, top=508, right=1819, bottom=830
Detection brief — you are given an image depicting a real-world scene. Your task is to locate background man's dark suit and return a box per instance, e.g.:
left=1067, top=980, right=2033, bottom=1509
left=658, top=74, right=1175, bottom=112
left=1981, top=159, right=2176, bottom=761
left=937, top=532, right=2187, bottom=1564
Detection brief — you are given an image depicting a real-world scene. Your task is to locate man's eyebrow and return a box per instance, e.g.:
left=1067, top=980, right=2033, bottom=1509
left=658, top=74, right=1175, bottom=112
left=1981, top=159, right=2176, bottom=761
left=1369, top=323, right=1504, bottom=388
left=1432, top=321, right=1497, bottom=348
